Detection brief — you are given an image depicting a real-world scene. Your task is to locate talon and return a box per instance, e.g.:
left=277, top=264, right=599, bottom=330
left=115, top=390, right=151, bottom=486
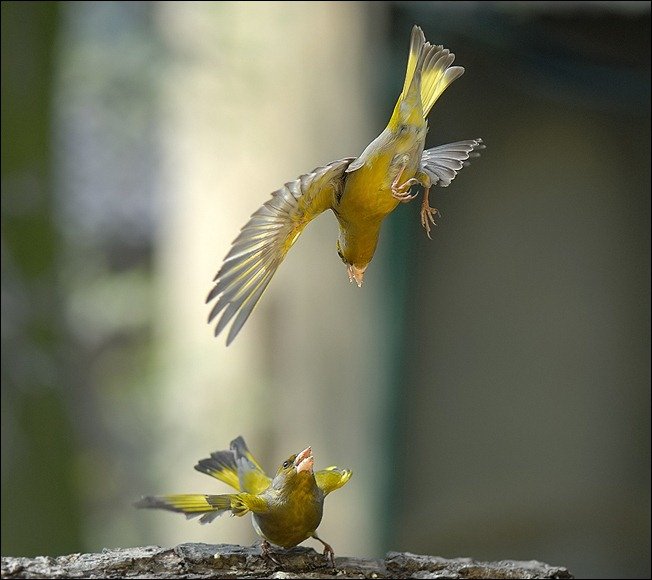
left=392, top=189, right=418, bottom=202
left=323, top=544, right=335, bottom=568
left=260, top=540, right=282, bottom=567
left=312, top=534, right=336, bottom=569
left=391, top=177, right=420, bottom=199
left=420, top=205, right=440, bottom=239
left=390, top=159, right=420, bottom=201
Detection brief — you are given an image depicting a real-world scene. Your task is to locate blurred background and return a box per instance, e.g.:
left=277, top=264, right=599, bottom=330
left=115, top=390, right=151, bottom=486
left=1, top=1, right=650, bottom=578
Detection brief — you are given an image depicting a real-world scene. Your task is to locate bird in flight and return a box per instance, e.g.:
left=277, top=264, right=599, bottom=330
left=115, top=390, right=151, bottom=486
left=207, top=26, right=483, bottom=345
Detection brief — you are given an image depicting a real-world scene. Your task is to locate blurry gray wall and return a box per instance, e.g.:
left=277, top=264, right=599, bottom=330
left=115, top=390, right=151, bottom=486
left=382, top=4, right=650, bottom=579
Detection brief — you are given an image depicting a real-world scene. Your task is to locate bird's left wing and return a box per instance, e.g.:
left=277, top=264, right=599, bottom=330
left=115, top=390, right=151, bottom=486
left=207, top=158, right=355, bottom=345
left=315, top=466, right=353, bottom=496
left=194, top=436, right=271, bottom=494
left=230, top=436, right=271, bottom=495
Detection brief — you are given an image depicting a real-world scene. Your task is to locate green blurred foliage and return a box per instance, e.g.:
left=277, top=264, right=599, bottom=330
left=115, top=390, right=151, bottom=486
left=1, top=1, right=82, bottom=556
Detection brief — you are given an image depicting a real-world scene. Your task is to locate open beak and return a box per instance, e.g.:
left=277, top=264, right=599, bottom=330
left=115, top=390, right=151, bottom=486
left=347, top=264, right=367, bottom=288
left=294, top=446, right=314, bottom=474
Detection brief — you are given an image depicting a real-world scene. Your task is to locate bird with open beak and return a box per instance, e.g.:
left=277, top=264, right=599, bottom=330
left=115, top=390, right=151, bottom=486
left=135, top=436, right=352, bottom=567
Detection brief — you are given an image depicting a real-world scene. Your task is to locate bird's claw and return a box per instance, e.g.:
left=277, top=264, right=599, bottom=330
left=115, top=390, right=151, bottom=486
left=391, top=177, right=420, bottom=202
left=421, top=205, right=440, bottom=239
left=322, top=544, right=336, bottom=568
left=260, top=540, right=282, bottom=567
left=392, top=189, right=419, bottom=203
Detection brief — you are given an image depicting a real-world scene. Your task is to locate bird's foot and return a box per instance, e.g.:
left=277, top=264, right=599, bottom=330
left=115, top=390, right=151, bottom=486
left=260, top=540, right=282, bottom=567
left=312, top=534, right=336, bottom=568
left=391, top=177, right=420, bottom=202
left=421, top=204, right=440, bottom=239
left=321, top=543, right=335, bottom=568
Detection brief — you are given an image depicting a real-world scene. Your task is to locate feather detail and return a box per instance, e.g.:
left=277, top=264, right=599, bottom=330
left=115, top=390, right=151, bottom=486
left=134, top=494, right=235, bottom=524
left=195, top=436, right=272, bottom=495
left=420, top=139, right=484, bottom=187
left=207, top=158, right=353, bottom=345
left=315, top=466, right=353, bottom=496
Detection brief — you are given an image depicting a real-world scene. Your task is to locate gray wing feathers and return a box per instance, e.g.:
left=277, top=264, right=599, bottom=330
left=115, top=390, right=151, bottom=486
left=420, top=138, right=484, bottom=187
left=207, top=158, right=353, bottom=345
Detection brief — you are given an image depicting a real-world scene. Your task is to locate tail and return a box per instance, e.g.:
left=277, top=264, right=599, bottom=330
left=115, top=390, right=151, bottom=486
left=134, top=493, right=245, bottom=524
left=400, top=26, right=465, bottom=118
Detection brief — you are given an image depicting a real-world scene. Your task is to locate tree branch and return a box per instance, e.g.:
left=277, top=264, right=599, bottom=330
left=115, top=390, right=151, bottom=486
left=1, top=543, right=574, bottom=579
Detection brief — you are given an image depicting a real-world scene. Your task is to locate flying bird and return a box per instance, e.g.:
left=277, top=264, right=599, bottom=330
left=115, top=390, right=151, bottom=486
left=135, top=436, right=352, bottom=567
left=207, top=26, right=484, bottom=344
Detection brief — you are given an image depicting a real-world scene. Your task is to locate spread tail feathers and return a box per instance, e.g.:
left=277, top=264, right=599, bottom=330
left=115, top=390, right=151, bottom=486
left=134, top=494, right=242, bottom=524
left=135, top=491, right=268, bottom=524
left=401, top=25, right=465, bottom=117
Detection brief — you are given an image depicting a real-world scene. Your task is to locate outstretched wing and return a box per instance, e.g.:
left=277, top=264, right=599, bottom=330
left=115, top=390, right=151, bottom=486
left=230, top=436, right=271, bottom=495
left=315, top=466, right=353, bottom=496
left=420, top=138, right=484, bottom=187
left=194, top=447, right=240, bottom=491
left=194, top=436, right=270, bottom=494
left=207, top=158, right=354, bottom=345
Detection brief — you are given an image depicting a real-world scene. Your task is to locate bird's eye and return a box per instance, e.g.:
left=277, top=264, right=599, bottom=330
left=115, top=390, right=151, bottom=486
left=282, top=460, right=290, bottom=468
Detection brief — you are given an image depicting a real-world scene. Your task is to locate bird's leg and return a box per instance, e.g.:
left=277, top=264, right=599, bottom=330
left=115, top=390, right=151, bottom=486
left=260, top=540, right=282, bottom=567
left=417, top=170, right=439, bottom=239
left=391, top=156, right=419, bottom=202
left=392, top=165, right=439, bottom=238
left=311, top=533, right=336, bottom=568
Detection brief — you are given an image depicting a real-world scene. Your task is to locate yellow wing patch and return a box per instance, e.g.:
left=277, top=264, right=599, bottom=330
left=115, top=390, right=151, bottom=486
left=315, top=466, right=353, bottom=496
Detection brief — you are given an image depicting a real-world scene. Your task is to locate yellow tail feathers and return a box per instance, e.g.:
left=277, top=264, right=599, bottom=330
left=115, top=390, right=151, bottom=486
left=136, top=491, right=270, bottom=524
left=400, top=25, right=465, bottom=118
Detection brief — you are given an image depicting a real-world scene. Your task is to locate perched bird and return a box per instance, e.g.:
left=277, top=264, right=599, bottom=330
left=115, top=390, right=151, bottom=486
left=135, top=436, right=352, bottom=567
left=207, top=26, right=484, bottom=344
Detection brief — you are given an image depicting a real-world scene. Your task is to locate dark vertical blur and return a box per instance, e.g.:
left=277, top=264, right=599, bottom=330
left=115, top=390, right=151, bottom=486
left=1, top=1, right=82, bottom=556
left=381, top=4, right=650, bottom=579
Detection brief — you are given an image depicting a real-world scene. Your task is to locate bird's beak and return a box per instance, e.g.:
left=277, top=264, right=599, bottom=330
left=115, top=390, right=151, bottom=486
left=294, top=446, right=314, bottom=474
left=347, top=264, right=367, bottom=288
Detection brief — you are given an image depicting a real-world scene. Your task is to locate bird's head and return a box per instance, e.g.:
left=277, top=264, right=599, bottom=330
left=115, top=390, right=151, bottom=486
left=272, top=446, right=315, bottom=491
left=336, top=239, right=369, bottom=288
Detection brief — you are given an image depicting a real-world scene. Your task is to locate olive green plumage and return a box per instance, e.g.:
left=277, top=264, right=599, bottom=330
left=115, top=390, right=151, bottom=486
left=136, top=436, right=351, bottom=565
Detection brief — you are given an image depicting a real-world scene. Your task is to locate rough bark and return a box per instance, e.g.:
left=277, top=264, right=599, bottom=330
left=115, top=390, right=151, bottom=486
left=1, top=543, right=573, bottom=579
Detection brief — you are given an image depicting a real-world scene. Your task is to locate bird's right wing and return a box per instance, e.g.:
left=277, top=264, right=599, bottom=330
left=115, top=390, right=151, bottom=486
left=420, top=139, right=484, bottom=187
left=207, top=158, right=354, bottom=345
left=315, top=466, right=353, bottom=496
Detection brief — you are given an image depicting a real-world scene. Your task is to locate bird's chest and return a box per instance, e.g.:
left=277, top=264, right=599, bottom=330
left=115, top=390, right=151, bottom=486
left=253, top=493, right=323, bottom=548
left=339, top=153, right=419, bottom=221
